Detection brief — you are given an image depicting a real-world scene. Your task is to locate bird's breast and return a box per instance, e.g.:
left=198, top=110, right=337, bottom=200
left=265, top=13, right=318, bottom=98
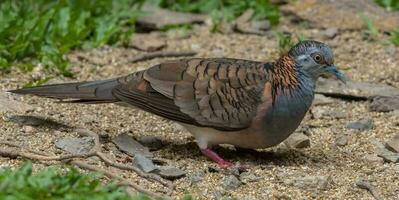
left=252, top=84, right=314, bottom=147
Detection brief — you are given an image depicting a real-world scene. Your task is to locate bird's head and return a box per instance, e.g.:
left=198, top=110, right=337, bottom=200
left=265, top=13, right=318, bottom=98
left=288, top=40, right=346, bottom=83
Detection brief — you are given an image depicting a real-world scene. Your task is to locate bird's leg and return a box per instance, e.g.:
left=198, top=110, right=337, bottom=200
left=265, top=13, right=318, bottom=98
left=200, top=148, right=233, bottom=168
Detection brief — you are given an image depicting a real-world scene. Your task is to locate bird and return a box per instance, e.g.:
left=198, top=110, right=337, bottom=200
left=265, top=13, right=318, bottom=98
left=9, top=40, right=346, bottom=168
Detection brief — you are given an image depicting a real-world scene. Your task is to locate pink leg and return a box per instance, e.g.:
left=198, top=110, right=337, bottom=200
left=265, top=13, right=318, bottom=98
left=200, top=148, right=233, bottom=168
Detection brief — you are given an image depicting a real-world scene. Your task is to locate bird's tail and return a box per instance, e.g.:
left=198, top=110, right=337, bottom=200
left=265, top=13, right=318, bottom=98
left=8, top=78, right=120, bottom=104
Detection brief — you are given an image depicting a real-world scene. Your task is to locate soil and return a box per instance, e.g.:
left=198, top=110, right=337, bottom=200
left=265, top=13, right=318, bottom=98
left=1, top=3, right=399, bottom=200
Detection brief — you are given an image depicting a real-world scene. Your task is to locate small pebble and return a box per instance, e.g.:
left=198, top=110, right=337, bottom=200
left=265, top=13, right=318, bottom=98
left=222, top=175, right=242, bottom=190
left=347, top=118, right=374, bottom=131
left=335, top=135, right=349, bottom=146
left=285, top=132, right=310, bottom=148
left=364, top=154, right=384, bottom=164
left=133, top=154, right=157, bottom=173
left=385, top=134, right=399, bottom=153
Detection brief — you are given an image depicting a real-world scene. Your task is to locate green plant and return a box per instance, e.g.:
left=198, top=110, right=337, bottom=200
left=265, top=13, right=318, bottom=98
left=0, top=161, right=152, bottom=200
left=0, top=0, right=143, bottom=77
left=374, top=0, right=399, bottom=11
left=151, top=0, right=279, bottom=28
left=390, top=29, right=399, bottom=46
left=360, top=14, right=379, bottom=39
left=273, top=32, right=307, bottom=55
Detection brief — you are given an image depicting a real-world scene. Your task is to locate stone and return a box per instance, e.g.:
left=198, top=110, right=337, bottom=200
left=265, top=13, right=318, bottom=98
left=312, top=94, right=336, bottom=106
left=251, top=20, right=271, bottom=31
left=239, top=172, right=261, bottom=183
left=112, top=133, right=152, bottom=158
left=22, top=125, right=35, bottom=133
left=130, top=33, right=166, bottom=52
left=347, top=119, right=374, bottom=131
left=320, top=27, right=338, bottom=39
left=234, top=9, right=269, bottom=35
left=386, top=134, right=399, bottom=153
left=281, top=0, right=399, bottom=32
left=221, top=175, right=242, bottom=190
left=55, top=137, right=94, bottom=154
left=285, top=175, right=330, bottom=190
left=312, top=107, right=347, bottom=119
left=394, top=164, right=399, bottom=173
left=133, top=154, right=157, bottom=173
left=137, top=4, right=207, bottom=30
left=189, top=170, right=205, bottom=185
left=372, top=139, right=399, bottom=163
left=0, top=92, right=32, bottom=113
left=137, top=135, right=163, bottom=151
left=370, top=95, right=399, bottom=112
left=284, top=132, right=310, bottom=148
left=335, top=135, right=349, bottom=146
left=385, top=46, right=397, bottom=57
left=364, top=154, right=384, bottom=164
left=156, top=166, right=186, bottom=180
left=315, top=78, right=399, bottom=100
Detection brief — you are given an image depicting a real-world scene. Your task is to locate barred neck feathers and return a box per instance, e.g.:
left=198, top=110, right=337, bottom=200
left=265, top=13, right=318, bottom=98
left=268, top=54, right=299, bottom=90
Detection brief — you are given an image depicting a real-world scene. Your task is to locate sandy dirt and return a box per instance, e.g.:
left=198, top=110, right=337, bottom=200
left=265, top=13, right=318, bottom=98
left=1, top=10, right=399, bottom=200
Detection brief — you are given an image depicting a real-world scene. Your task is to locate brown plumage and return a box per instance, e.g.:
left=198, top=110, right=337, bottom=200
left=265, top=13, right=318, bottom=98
left=10, top=40, right=345, bottom=168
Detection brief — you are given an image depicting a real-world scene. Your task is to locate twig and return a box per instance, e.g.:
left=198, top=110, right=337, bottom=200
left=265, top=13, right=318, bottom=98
left=127, top=51, right=197, bottom=64
left=356, top=177, right=384, bottom=200
left=71, top=160, right=170, bottom=200
left=0, top=128, right=174, bottom=197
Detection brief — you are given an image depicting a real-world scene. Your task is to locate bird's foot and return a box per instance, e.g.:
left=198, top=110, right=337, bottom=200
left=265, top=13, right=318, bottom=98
left=200, top=148, right=233, bottom=168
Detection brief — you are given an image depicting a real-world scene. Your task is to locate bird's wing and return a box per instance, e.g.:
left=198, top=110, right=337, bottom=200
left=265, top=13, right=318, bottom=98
left=113, top=58, right=270, bottom=131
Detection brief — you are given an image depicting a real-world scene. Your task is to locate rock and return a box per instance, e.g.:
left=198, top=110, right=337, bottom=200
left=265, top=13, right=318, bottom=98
left=281, top=0, right=399, bottom=32
left=372, top=139, right=399, bottom=163
left=320, top=27, right=338, bottom=39
left=386, top=134, right=399, bottom=153
left=250, top=20, right=271, bottom=31
left=312, top=94, right=336, bottom=106
left=346, top=119, right=374, bottom=131
left=385, top=46, right=397, bottom=57
left=364, top=154, right=384, bottom=164
left=112, top=133, right=152, bottom=158
left=335, top=135, right=349, bottom=146
left=137, top=4, right=207, bottom=30
left=239, top=172, right=261, bottom=183
left=0, top=92, right=32, bottom=113
left=55, top=137, right=94, bottom=154
left=22, top=125, right=35, bottom=133
left=130, top=33, right=166, bottom=52
left=370, top=95, right=399, bottom=112
left=156, top=166, right=186, bottom=180
left=137, top=135, right=163, bottom=151
left=221, top=175, right=242, bottom=190
left=284, top=132, right=310, bottom=148
left=189, top=170, right=205, bottom=184
left=286, top=175, right=330, bottom=190
left=315, top=78, right=399, bottom=100
left=133, top=154, right=157, bottom=173
left=395, top=164, right=399, bottom=173
left=234, top=9, right=269, bottom=35
left=312, top=107, right=347, bottom=119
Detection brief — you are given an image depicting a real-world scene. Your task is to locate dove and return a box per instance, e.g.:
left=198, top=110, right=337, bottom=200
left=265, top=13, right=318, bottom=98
left=10, top=40, right=346, bottom=168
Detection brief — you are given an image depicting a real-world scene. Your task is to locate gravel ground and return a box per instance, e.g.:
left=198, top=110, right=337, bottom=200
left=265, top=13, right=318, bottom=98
left=1, top=15, right=399, bottom=200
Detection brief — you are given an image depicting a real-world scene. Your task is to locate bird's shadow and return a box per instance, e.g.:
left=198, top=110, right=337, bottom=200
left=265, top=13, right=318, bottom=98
left=158, top=140, right=324, bottom=167
left=5, top=115, right=71, bottom=130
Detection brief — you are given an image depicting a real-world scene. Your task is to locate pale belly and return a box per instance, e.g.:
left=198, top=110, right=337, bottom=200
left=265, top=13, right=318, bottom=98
left=181, top=123, right=296, bottom=149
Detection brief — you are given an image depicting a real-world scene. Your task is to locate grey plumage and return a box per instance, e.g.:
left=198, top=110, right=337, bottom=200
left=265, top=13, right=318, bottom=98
left=9, top=40, right=345, bottom=167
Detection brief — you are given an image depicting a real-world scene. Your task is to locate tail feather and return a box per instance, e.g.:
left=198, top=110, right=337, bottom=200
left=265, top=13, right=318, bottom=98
left=9, top=78, right=120, bottom=103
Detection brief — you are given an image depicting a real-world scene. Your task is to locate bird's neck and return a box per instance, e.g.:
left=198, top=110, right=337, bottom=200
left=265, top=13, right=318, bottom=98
left=267, top=55, right=315, bottom=101
left=268, top=55, right=299, bottom=90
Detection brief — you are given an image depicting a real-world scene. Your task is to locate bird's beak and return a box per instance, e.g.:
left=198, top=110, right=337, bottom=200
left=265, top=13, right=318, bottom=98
left=326, top=64, right=346, bottom=84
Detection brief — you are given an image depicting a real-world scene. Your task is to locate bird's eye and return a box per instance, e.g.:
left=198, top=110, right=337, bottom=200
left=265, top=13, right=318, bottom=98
left=313, top=54, right=322, bottom=62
